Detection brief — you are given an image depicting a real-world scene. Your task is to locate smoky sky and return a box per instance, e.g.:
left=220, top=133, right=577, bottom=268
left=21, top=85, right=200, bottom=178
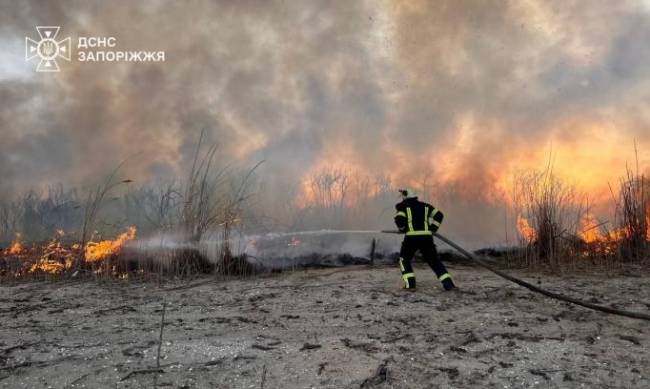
left=1, top=0, right=650, bottom=211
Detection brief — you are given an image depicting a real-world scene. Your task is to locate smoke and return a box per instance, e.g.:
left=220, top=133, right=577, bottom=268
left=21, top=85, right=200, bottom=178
left=1, top=0, right=650, bottom=245
left=130, top=229, right=402, bottom=270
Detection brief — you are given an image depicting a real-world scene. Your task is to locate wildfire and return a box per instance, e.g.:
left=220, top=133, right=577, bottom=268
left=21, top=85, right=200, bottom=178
left=0, top=227, right=137, bottom=276
left=516, top=215, right=536, bottom=241
left=25, top=227, right=135, bottom=275
left=85, top=226, right=137, bottom=262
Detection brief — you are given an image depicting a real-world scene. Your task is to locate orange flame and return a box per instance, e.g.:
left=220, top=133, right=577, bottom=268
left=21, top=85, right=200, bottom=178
left=84, top=226, right=136, bottom=262
left=516, top=215, right=536, bottom=241
left=579, top=214, right=605, bottom=244
left=8, top=234, right=24, bottom=255
left=29, top=239, right=77, bottom=274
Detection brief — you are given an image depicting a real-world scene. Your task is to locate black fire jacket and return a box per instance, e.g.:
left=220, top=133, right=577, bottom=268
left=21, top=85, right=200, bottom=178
left=394, top=197, right=444, bottom=236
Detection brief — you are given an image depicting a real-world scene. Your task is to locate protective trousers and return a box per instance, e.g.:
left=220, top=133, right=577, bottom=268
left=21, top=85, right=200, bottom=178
left=398, top=235, right=453, bottom=290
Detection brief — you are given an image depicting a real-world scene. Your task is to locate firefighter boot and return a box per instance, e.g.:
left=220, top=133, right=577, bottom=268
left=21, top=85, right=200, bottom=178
left=439, top=273, right=456, bottom=291
left=401, top=275, right=416, bottom=291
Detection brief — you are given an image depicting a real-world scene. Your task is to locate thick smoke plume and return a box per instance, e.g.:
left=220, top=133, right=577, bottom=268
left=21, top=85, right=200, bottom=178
left=1, top=0, right=650, bottom=246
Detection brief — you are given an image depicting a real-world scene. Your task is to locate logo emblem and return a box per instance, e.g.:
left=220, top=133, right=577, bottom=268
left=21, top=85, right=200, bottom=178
left=25, top=26, right=71, bottom=72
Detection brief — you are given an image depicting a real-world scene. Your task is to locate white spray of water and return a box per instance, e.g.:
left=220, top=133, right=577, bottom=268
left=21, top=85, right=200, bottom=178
left=128, top=229, right=396, bottom=263
left=230, top=229, right=385, bottom=242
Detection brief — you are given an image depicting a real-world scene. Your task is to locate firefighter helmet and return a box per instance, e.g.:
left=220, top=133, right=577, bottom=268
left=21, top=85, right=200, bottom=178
left=398, top=188, right=418, bottom=199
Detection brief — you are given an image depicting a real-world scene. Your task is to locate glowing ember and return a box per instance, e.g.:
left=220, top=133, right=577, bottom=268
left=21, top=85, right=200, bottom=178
left=85, top=226, right=136, bottom=262
left=516, top=215, right=536, bottom=241
left=288, top=237, right=301, bottom=247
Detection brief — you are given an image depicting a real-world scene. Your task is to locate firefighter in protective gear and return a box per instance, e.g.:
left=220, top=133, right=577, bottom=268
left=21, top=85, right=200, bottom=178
left=394, top=188, right=455, bottom=291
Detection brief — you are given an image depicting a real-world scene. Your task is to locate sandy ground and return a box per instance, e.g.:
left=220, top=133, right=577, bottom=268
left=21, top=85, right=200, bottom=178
left=1, top=264, right=650, bottom=389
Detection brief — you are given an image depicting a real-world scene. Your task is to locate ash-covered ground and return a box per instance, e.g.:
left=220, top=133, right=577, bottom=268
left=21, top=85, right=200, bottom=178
left=1, top=264, right=649, bottom=388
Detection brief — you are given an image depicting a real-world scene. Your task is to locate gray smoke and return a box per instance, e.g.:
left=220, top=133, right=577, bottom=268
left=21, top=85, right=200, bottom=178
left=1, top=0, right=650, bottom=246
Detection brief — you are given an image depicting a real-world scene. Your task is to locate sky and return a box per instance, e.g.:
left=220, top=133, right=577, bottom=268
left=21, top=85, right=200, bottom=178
left=1, top=0, right=650, bottom=244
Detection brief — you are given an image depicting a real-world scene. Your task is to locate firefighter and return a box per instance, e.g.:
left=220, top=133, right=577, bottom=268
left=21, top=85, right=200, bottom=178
left=394, top=188, right=455, bottom=291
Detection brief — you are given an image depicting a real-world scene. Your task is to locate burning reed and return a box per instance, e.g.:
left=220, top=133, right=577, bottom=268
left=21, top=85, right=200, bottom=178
left=511, top=160, right=650, bottom=270
left=512, top=167, right=586, bottom=270
left=0, top=132, right=261, bottom=282
left=1, top=226, right=136, bottom=280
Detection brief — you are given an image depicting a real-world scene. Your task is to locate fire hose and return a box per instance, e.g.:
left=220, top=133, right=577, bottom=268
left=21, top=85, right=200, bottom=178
left=381, top=230, right=650, bottom=322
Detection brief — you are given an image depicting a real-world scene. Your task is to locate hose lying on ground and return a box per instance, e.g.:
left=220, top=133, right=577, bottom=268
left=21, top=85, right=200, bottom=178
left=381, top=230, right=650, bottom=322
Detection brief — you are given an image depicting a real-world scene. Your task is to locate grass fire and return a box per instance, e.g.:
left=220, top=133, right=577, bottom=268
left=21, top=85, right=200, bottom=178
left=3, top=226, right=137, bottom=277
left=2, top=1, right=650, bottom=388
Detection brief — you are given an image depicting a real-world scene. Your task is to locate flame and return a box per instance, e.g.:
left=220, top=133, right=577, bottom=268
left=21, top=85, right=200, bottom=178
left=292, top=119, right=649, bottom=213
left=29, top=258, right=73, bottom=274
left=84, top=226, right=136, bottom=262
left=287, top=237, right=301, bottom=247
left=29, top=240, right=77, bottom=274
left=8, top=234, right=24, bottom=255
left=516, top=215, right=536, bottom=241
left=579, top=214, right=605, bottom=244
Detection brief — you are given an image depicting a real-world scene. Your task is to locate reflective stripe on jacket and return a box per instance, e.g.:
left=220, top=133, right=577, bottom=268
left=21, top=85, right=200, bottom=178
left=394, top=197, right=443, bottom=236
